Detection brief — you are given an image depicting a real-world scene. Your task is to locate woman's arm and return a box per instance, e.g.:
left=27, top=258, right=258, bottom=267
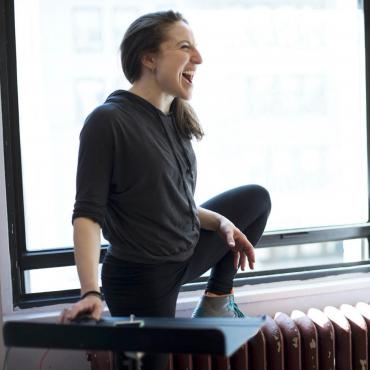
left=73, top=217, right=101, bottom=294
left=197, top=206, right=223, bottom=231
left=59, top=217, right=103, bottom=322
left=197, top=206, right=255, bottom=271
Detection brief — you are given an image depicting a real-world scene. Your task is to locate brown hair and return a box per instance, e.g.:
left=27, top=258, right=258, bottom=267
left=120, top=10, right=204, bottom=140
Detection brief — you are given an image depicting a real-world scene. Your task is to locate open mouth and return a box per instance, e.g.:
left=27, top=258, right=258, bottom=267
left=182, top=70, right=194, bottom=84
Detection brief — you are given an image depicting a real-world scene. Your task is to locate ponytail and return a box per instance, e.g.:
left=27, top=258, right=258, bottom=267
left=174, top=98, right=204, bottom=140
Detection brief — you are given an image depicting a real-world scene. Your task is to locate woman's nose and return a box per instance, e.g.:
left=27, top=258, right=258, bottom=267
left=192, top=48, right=203, bottom=65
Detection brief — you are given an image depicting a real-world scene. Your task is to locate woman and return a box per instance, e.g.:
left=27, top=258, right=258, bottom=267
left=60, top=10, right=271, bottom=369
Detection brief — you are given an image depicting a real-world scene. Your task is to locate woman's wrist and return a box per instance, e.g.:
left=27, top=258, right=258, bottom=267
left=198, top=207, right=225, bottom=231
left=80, top=290, right=103, bottom=300
left=217, top=215, right=231, bottom=230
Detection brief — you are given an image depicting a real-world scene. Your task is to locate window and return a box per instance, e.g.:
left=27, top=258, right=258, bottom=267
left=1, top=0, right=370, bottom=308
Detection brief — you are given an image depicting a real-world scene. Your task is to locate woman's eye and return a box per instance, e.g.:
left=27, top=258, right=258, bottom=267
left=181, top=44, right=190, bottom=49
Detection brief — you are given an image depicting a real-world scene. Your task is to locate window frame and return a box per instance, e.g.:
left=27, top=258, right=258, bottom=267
left=1, top=0, right=370, bottom=309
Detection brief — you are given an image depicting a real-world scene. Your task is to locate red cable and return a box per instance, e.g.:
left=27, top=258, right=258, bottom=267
left=38, top=349, right=50, bottom=370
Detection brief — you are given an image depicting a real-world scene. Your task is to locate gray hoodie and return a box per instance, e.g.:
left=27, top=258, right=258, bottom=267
left=72, top=90, right=200, bottom=263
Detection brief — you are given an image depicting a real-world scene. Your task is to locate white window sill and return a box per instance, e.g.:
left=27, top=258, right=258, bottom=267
left=3, top=272, right=370, bottom=322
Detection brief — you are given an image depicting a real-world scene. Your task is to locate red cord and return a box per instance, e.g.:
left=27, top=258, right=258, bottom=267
left=38, top=349, right=50, bottom=370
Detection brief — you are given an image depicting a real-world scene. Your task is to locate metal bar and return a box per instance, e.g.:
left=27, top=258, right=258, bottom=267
left=258, top=224, right=370, bottom=247
left=0, top=0, right=27, bottom=308
left=364, top=0, right=370, bottom=260
left=20, top=246, right=108, bottom=270
left=19, top=224, right=370, bottom=270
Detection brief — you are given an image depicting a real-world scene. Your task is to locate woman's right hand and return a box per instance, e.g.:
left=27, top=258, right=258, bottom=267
left=59, top=295, right=104, bottom=323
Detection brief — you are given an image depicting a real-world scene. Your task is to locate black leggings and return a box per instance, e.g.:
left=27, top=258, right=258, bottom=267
left=101, top=184, right=271, bottom=369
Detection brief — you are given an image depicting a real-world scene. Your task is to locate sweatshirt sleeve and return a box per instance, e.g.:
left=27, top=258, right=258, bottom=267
left=72, top=107, right=115, bottom=227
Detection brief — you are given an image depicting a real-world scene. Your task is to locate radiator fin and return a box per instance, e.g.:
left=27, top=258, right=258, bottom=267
left=307, top=307, right=335, bottom=370
left=261, top=315, right=284, bottom=370
left=340, top=304, right=368, bottom=370
left=275, top=311, right=301, bottom=370
left=291, top=310, right=318, bottom=370
left=325, top=305, right=352, bottom=370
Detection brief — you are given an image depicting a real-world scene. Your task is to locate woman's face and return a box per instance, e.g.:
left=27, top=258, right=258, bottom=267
left=152, top=21, right=203, bottom=100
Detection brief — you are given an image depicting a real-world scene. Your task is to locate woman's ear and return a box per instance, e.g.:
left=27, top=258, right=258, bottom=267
left=141, top=53, right=156, bottom=73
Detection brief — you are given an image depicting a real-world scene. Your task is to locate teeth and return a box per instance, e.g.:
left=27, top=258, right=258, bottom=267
left=183, top=70, right=195, bottom=76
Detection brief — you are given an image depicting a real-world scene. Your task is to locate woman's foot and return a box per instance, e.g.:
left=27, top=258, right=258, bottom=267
left=191, top=294, right=245, bottom=318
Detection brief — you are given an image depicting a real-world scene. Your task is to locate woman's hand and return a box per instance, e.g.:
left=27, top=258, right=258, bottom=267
left=217, top=217, right=255, bottom=271
left=59, top=295, right=103, bottom=323
left=62, top=217, right=103, bottom=323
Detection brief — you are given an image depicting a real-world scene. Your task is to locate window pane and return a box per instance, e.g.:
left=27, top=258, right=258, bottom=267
left=14, top=0, right=367, bottom=251
left=24, top=265, right=102, bottom=294
left=198, top=238, right=369, bottom=278
left=254, top=238, right=369, bottom=271
left=191, top=1, right=368, bottom=231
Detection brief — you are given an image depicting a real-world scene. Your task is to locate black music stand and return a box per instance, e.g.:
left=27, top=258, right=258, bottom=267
left=3, top=315, right=266, bottom=369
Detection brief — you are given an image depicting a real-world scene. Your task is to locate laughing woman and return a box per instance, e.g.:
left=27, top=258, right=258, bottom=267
left=60, top=10, right=271, bottom=369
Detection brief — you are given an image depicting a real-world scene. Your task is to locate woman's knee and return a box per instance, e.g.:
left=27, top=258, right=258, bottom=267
left=238, top=184, right=271, bottom=215
left=251, top=184, right=271, bottom=213
left=201, top=184, right=271, bottom=218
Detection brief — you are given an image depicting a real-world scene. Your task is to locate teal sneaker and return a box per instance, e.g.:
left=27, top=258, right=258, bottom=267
left=192, top=294, right=245, bottom=318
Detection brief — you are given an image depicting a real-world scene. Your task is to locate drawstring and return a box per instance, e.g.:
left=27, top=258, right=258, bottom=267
left=157, top=113, right=197, bottom=230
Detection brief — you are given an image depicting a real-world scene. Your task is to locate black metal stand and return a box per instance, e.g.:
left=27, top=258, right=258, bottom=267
left=3, top=315, right=267, bottom=369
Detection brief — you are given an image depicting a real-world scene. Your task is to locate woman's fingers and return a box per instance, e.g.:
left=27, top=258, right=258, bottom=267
left=72, top=305, right=90, bottom=320
left=223, top=224, right=256, bottom=271
left=58, top=308, right=71, bottom=323
left=226, top=231, right=235, bottom=247
left=91, top=303, right=103, bottom=321
left=245, top=242, right=255, bottom=270
left=239, top=251, right=247, bottom=271
left=58, top=297, right=102, bottom=323
left=234, top=230, right=255, bottom=270
left=233, top=252, right=239, bottom=270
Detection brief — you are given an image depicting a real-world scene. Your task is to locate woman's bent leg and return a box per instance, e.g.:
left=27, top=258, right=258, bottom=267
left=101, top=254, right=187, bottom=370
left=181, top=184, right=271, bottom=293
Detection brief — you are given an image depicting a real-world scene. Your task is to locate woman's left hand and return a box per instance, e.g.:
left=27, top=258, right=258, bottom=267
left=217, top=217, right=255, bottom=271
